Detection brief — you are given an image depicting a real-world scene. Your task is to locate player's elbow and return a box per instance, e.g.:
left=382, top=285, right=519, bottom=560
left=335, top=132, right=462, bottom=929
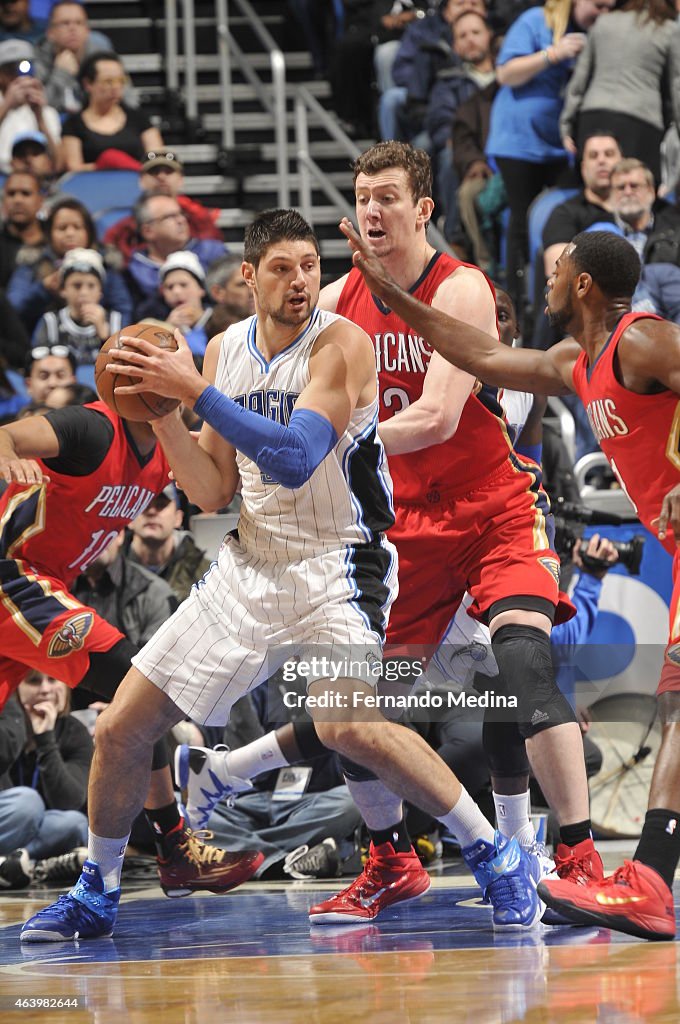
left=428, top=407, right=462, bottom=444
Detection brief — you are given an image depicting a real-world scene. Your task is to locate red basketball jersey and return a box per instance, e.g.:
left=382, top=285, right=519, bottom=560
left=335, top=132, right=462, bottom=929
left=0, top=402, right=170, bottom=586
left=335, top=253, right=512, bottom=503
left=571, top=311, right=680, bottom=553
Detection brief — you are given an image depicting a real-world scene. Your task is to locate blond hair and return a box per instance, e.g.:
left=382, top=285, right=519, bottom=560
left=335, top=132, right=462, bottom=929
left=543, top=0, right=572, bottom=43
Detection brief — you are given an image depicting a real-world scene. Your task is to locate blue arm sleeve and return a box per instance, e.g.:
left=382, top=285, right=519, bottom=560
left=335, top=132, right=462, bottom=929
left=193, top=384, right=338, bottom=489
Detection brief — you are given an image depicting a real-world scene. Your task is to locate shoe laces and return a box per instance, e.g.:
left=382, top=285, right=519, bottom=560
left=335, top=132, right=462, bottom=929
left=487, top=871, right=526, bottom=906
left=555, top=845, right=594, bottom=885
left=177, top=828, right=226, bottom=866
left=32, top=894, right=105, bottom=929
left=599, top=860, right=636, bottom=890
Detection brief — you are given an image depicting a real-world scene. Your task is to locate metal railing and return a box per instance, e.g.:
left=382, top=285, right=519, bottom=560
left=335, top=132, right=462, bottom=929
left=216, top=0, right=289, bottom=207
left=295, top=86, right=453, bottom=253
left=164, top=0, right=198, bottom=121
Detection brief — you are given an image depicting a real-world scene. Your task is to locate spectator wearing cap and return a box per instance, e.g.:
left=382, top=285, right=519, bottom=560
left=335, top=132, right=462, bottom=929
left=125, top=192, right=227, bottom=314
left=33, top=1, right=116, bottom=116
left=136, top=250, right=213, bottom=363
left=7, top=194, right=133, bottom=333
left=61, top=51, right=162, bottom=171
left=0, top=0, right=45, bottom=44
left=0, top=39, right=61, bottom=173
left=31, top=247, right=123, bottom=368
left=72, top=528, right=178, bottom=651
left=10, top=130, right=57, bottom=189
left=125, top=483, right=212, bottom=603
left=103, top=149, right=223, bottom=262
left=204, top=253, right=255, bottom=337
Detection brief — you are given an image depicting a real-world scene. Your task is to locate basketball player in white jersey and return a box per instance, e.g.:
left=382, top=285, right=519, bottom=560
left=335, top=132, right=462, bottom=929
left=22, top=210, right=521, bottom=942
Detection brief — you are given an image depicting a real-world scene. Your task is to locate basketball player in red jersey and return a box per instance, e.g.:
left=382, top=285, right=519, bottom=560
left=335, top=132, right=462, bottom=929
left=0, top=400, right=263, bottom=897
left=311, top=142, right=600, bottom=926
left=341, top=222, right=680, bottom=940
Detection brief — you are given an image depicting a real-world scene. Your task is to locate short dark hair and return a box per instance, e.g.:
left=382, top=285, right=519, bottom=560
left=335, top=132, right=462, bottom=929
left=353, top=141, right=432, bottom=203
left=570, top=231, right=641, bottom=298
left=243, top=209, right=319, bottom=268
left=45, top=195, right=96, bottom=248
left=579, top=130, right=623, bottom=159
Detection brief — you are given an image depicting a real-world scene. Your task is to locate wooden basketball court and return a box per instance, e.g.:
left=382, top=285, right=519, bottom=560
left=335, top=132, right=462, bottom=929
left=1, top=858, right=678, bottom=1024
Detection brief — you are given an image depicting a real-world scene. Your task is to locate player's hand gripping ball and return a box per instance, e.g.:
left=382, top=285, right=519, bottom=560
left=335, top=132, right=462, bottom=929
left=95, top=323, right=181, bottom=421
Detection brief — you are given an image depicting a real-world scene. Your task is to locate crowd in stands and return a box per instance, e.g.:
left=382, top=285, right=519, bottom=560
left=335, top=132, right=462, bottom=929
left=0, top=0, right=676, bottom=889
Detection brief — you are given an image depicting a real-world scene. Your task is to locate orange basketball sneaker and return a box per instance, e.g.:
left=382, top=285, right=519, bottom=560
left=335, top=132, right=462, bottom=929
left=538, top=859, right=676, bottom=941
left=309, top=841, right=431, bottom=924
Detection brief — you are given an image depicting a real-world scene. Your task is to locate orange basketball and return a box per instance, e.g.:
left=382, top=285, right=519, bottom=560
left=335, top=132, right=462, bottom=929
left=95, top=323, right=181, bottom=422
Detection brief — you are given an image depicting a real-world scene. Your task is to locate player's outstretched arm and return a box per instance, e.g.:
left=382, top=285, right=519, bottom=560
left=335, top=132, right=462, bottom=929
left=0, top=416, right=59, bottom=485
left=338, top=218, right=575, bottom=396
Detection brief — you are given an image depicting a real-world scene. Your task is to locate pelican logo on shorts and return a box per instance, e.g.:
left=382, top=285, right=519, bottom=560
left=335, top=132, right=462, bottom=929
left=666, top=643, right=680, bottom=666
left=47, top=612, right=94, bottom=658
left=538, top=556, right=561, bottom=585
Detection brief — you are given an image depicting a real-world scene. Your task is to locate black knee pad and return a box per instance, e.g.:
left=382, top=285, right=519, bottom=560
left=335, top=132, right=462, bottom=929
left=482, top=716, right=531, bottom=778
left=292, top=719, right=328, bottom=761
left=81, top=637, right=137, bottom=701
left=339, top=754, right=379, bottom=783
left=491, top=624, right=576, bottom=739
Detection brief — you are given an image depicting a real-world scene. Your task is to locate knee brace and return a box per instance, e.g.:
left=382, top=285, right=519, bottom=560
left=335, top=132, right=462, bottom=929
left=338, top=754, right=379, bottom=783
left=81, top=637, right=138, bottom=701
left=482, top=716, right=530, bottom=778
left=490, top=624, right=576, bottom=739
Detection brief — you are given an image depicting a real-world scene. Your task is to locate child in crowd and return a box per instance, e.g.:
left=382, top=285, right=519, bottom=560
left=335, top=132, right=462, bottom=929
left=31, top=248, right=123, bottom=367
left=137, top=250, right=213, bottom=365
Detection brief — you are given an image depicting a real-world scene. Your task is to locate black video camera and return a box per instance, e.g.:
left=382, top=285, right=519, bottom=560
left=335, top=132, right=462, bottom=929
left=553, top=500, right=645, bottom=576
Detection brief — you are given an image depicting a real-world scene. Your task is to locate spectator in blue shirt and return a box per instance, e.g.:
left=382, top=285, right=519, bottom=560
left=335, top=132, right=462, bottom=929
left=486, top=0, right=614, bottom=318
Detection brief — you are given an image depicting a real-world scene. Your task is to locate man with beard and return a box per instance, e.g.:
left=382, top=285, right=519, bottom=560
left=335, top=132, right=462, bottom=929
left=22, top=208, right=516, bottom=942
left=340, top=221, right=680, bottom=942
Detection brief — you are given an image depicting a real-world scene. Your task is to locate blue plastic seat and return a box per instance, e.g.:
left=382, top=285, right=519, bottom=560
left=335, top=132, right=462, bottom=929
left=527, top=187, right=578, bottom=304
left=56, top=171, right=141, bottom=216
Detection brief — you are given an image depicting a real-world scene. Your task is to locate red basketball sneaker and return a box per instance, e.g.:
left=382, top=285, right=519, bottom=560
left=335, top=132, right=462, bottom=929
left=538, top=860, right=676, bottom=941
left=554, top=838, right=604, bottom=885
left=157, top=822, right=264, bottom=897
left=309, top=841, right=431, bottom=924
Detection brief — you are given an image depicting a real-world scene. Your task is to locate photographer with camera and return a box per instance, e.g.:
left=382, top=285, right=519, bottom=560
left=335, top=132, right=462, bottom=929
left=0, top=40, right=61, bottom=174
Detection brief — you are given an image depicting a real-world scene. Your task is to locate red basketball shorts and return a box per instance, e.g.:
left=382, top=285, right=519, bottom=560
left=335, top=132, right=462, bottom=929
left=386, top=460, right=568, bottom=649
left=0, top=558, right=124, bottom=711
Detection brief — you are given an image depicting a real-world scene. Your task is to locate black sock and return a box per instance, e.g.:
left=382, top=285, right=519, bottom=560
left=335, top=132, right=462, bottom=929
left=559, top=820, right=592, bottom=847
left=145, top=801, right=182, bottom=856
left=369, top=819, right=411, bottom=854
left=634, top=809, right=680, bottom=890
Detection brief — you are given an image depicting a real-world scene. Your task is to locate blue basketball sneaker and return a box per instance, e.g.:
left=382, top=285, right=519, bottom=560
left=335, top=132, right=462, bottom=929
left=175, top=744, right=253, bottom=830
left=462, top=831, right=543, bottom=929
left=20, top=861, right=120, bottom=942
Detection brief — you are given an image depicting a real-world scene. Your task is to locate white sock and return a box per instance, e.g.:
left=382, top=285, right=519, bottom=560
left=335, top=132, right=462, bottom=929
left=438, top=788, right=495, bottom=849
left=344, top=777, right=403, bottom=832
left=225, top=731, right=288, bottom=781
left=88, top=830, right=129, bottom=893
left=494, top=791, right=536, bottom=848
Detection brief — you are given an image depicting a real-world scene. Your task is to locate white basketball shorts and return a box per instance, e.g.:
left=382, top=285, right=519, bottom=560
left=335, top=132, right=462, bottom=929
left=132, top=533, right=398, bottom=725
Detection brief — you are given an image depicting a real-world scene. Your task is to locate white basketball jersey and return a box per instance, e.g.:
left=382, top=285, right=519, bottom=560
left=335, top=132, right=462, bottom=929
left=499, top=388, right=534, bottom=446
left=213, top=307, right=394, bottom=558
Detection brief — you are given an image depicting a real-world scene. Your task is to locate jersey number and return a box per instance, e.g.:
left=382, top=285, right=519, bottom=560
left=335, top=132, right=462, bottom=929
left=383, top=387, right=410, bottom=416
left=68, top=530, right=120, bottom=572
